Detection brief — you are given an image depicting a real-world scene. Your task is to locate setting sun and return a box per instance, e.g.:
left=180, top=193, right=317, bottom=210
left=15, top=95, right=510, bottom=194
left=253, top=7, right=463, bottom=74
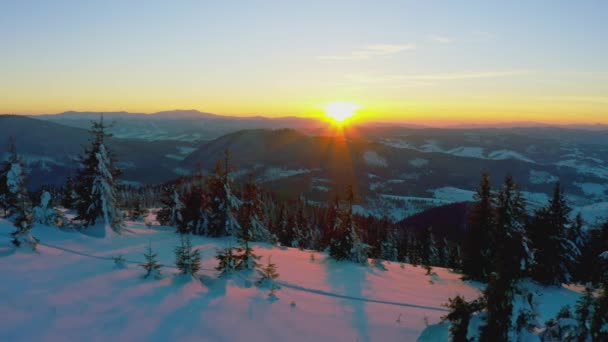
left=324, top=101, right=360, bottom=124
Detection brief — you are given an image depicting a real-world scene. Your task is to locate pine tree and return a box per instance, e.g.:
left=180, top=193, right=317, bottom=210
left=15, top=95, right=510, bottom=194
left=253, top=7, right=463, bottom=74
left=479, top=274, right=515, bottom=342
left=574, top=287, right=594, bottom=340
left=442, top=295, right=485, bottom=342
left=322, top=195, right=342, bottom=250
left=478, top=176, right=530, bottom=341
left=493, top=175, right=532, bottom=280
left=215, top=244, right=239, bottom=276
left=1, top=140, right=38, bottom=249
left=130, top=197, right=146, bottom=221
left=238, top=177, right=272, bottom=242
left=139, top=241, right=162, bottom=279
left=157, top=186, right=184, bottom=227
left=274, top=203, right=291, bottom=246
left=425, top=226, right=440, bottom=266
left=207, top=151, right=241, bottom=237
left=179, top=186, right=208, bottom=235
left=379, top=225, right=399, bottom=262
left=329, top=186, right=369, bottom=264
left=61, top=175, right=79, bottom=209
left=529, top=182, right=579, bottom=285
left=591, top=284, right=608, bottom=341
left=74, top=117, right=124, bottom=232
left=235, top=188, right=262, bottom=271
left=577, top=221, right=608, bottom=285
left=289, top=198, right=310, bottom=249
left=463, top=173, right=495, bottom=280
left=257, top=256, right=281, bottom=298
left=174, top=235, right=201, bottom=276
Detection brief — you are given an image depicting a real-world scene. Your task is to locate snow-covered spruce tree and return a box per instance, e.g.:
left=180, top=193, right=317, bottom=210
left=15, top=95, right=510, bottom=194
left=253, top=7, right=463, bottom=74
left=174, top=235, right=201, bottom=276
left=179, top=185, right=209, bottom=235
left=289, top=198, right=311, bottom=249
left=422, top=226, right=440, bottom=267
left=462, top=173, right=495, bottom=281
left=493, top=175, right=533, bottom=280
left=130, top=197, right=146, bottom=221
left=0, top=138, right=21, bottom=218
left=379, top=225, right=399, bottom=262
left=215, top=244, right=239, bottom=276
left=0, top=139, right=38, bottom=249
left=257, top=256, right=281, bottom=298
left=590, top=282, right=608, bottom=341
left=157, top=185, right=184, bottom=227
left=33, top=190, right=66, bottom=227
left=479, top=274, right=515, bottom=342
left=274, top=203, right=291, bottom=246
left=139, top=241, right=162, bottom=279
left=61, top=175, right=79, bottom=210
left=207, top=151, right=241, bottom=237
left=237, top=177, right=273, bottom=242
left=442, top=295, right=485, bottom=342
left=529, top=182, right=579, bottom=285
left=329, top=186, right=369, bottom=264
left=74, top=117, right=124, bottom=232
left=234, top=181, right=262, bottom=270
left=477, top=176, right=532, bottom=341
left=577, top=221, right=608, bottom=285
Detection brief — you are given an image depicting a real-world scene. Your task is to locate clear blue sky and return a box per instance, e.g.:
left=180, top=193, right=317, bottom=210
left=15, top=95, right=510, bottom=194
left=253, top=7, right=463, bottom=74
left=1, top=1, right=607, bottom=124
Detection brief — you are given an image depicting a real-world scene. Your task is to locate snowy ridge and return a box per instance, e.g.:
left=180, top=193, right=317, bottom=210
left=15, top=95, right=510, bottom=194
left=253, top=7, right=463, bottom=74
left=379, top=139, right=537, bottom=163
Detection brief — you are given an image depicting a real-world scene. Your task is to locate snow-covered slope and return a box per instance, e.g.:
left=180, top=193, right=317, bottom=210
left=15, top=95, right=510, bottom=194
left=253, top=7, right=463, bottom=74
left=0, top=218, right=582, bottom=341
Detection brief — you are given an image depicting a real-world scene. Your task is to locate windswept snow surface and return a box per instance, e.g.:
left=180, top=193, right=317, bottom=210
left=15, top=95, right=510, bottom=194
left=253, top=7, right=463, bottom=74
left=0, top=218, right=484, bottom=342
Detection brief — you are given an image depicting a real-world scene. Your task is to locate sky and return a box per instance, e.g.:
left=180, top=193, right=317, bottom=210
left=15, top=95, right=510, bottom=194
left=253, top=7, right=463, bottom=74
left=1, top=1, right=607, bottom=125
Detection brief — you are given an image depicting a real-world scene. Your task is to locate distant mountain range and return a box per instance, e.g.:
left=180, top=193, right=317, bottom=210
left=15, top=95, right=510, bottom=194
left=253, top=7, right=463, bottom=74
left=3, top=110, right=606, bottom=141
left=25, top=110, right=323, bottom=142
left=1, top=112, right=607, bottom=225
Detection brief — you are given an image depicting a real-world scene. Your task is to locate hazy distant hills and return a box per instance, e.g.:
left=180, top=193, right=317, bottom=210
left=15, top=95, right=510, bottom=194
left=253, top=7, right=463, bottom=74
left=29, top=110, right=322, bottom=142
left=0, top=115, right=190, bottom=188
left=2, top=112, right=608, bottom=224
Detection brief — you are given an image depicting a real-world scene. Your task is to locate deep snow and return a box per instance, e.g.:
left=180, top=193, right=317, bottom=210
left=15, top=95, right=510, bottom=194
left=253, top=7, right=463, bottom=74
left=0, top=217, right=581, bottom=341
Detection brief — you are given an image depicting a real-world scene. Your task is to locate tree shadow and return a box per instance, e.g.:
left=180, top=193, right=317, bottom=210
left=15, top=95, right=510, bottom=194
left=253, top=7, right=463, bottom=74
left=326, top=261, right=371, bottom=342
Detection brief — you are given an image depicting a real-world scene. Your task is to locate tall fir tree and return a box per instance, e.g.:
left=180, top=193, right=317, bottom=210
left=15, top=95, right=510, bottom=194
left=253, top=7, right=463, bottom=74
left=61, top=175, right=79, bottom=209
left=323, top=195, right=342, bottom=250
left=2, top=141, right=38, bottom=249
left=179, top=185, right=208, bottom=235
left=238, top=177, right=272, bottom=242
left=329, top=186, right=369, bottom=264
left=479, top=274, right=515, bottom=342
left=577, top=221, right=608, bottom=285
left=157, top=185, right=185, bottom=227
left=74, top=117, right=124, bottom=232
left=462, top=173, right=495, bottom=280
left=529, top=182, right=580, bottom=285
left=207, top=151, right=241, bottom=237
left=274, top=203, right=291, bottom=246
left=493, top=175, right=533, bottom=280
